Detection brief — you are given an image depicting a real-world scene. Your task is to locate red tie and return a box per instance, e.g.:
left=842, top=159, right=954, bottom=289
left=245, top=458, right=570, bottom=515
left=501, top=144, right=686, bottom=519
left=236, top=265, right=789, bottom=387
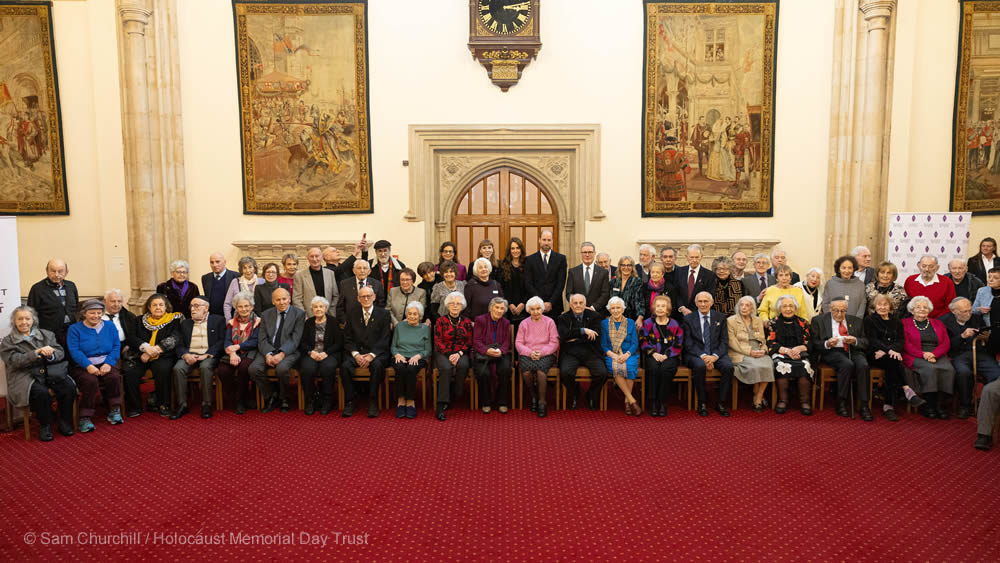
left=839, top=321, right=848, bottom=351
left=688, top=270, right=696, bottom=299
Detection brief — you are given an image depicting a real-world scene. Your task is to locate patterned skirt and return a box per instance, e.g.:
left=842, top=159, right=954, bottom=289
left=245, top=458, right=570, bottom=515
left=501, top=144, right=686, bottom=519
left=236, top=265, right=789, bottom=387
left=518, top=354, right=556, bottom=373
left=771, top=354, right=814, bottom=381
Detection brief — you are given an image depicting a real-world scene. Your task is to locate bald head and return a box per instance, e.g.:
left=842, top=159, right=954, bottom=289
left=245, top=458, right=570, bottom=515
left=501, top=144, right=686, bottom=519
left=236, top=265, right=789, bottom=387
left=209, top=252, right=226, bottom=274
left=271, top=287, right=291, bottom=312
left=45, top=259, right=67, bottom=284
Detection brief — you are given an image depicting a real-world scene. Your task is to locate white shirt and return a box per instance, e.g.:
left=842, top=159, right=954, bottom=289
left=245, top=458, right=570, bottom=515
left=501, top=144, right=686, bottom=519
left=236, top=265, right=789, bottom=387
left=825, top=317, right=849, bottom=349
left=984, top=255, right=994, bottom=274
left=688, top=266, right=701, bottom=280
left=541, top=251, right=550, bottom=263
left=854, top=269, right=866, bottom=281
left=914, top=274, right=940, bottom=288
left=103, top=312, right=125, bottom=342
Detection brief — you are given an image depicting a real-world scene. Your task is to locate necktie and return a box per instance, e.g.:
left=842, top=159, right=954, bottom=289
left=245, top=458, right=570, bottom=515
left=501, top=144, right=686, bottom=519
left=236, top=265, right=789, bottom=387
left=702, top=314, right=711, bottom=354
left=688, top=270, right=696, bottom=299
left=760, top=274, right=768, bottom=290
left=273, top=311, right=285, bottom=348
left=839, top=321, right=848, bottom=351
left=584, top=266, right=592, bottom=294
left=108, top=314, right=116, bottom=321
left=543, top=253, right=549, bottom=270
left=216, top=274, right=222, bottom=282
left=364, top=309, right=371, bottom=326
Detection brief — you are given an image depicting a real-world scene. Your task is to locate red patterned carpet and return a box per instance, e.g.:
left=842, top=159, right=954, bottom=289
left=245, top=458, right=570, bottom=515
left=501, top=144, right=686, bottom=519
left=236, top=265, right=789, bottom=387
left=2, top=399, right=999, bottom=561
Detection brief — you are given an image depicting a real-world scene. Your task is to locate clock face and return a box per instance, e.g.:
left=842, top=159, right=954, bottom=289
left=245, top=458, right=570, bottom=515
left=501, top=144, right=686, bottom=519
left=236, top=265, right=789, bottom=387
left=478, top=0, right=531, bottom=36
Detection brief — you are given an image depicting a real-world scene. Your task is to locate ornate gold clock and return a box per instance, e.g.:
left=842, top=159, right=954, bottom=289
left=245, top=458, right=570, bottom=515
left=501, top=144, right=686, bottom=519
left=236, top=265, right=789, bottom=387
left=468, top=0, right=541, bottom=91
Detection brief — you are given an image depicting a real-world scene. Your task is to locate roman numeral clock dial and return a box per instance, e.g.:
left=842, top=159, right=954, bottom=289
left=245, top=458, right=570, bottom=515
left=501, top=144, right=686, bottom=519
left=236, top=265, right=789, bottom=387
left=468, top=0, right=541, bottom=91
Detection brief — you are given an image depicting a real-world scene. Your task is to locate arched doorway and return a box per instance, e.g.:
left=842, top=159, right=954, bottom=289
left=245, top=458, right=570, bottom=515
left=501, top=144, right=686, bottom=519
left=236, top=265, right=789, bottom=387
left=452, top=167, right=559, bottom=266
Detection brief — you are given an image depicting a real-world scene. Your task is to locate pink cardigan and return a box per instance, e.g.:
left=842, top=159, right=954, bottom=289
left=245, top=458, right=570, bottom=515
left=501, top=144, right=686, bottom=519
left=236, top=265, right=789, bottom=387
left=901, top=317, right=950, bottom=369
left=515, top=315, right=560, bottom=357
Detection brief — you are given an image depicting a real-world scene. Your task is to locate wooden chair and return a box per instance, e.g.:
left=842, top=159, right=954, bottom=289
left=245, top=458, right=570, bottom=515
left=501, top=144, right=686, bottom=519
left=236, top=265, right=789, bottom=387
left=21, top=389, right=79, bottom=441
left=818, top=364, right=876, bottom=410
left=383, top=367, right=426, bottom=409
left=672, top=366, right=694, bottom=410
left=335, top=366, right=388, bottom=410
left=184, top=372, right=224, bottom=411
left=254, top=368, right=303, bottom=410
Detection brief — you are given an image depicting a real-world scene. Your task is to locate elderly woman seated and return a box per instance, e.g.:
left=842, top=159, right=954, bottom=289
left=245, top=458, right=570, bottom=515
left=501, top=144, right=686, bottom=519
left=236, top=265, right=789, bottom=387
left=473, top=297, right=512, bottom=414
left=124, top=293, right=183, bottom=417
left=224, top=256, right=264, bottom=321
left=766, top=295, right=813, bottom=415
left=640, top=295, right=683, bottom=417
left=865, top=261, right=909, bottom=316
left=387, top=268, right=428, bottom=327
left=759, top=264, right=809, bottom=321
left=430, top=261, right=467, bottom=322
left=515, top=296, right=560, bottom=418
left=156, top=260, right=200, bottom=319
left=67, top=299, right=124, bottom=432
left=392, top=301, right=431, bottom=419
left=712, top=257, right=745, bottom=317
left=433, top=291, right=474, bottom=421
left=0, top=306, right=74, bottom=441
left=603, top=296, right=641, bottom=416
left=864, top=293, right=925, bottom=421
left=902, top=295, right=957, bottom=419
left=216, top=291, right=260, bottom=414
left=728, top=295, right=774, bottom=411
left=793, top=267, right=825, bottom=318
left=299, top=296, right=343, bottom=416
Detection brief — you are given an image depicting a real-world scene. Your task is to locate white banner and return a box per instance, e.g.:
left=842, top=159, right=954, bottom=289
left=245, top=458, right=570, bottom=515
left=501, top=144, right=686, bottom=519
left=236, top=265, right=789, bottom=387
left=0, top=216, right=19, bottom=338
left=886, top=212, right=970, bottom=280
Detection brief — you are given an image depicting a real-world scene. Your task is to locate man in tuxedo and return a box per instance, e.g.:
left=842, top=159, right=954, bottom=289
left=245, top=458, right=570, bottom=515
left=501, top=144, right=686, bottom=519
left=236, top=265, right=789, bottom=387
left=557, top=294, right=609, bottom=411
left=170, top=298, right=225, bottom=419
left=293, top=247, right=339, bottom=314
left=565, top=242, right=610, bottom=315
left=524, top=230, right=567, bottom=319
left=596, top=252, right=617, bottom=281
left=201, top=252, right=239, bottom=317
left=336, top=259, right=385, bottom=321
left=675, top=244, right=717, bottom=316
left=742, top=253, right=776, bottom=303
left=340, top=286, right=392, bottom=418
left=852, top=246, right=875, bottom=285
left=768, top=248, right=801, bottom=285
left=682, top=292, right=734, bottom=417
left=810, top=297, right=871, bottom=421
left=249, top=288, right=304, bottom=413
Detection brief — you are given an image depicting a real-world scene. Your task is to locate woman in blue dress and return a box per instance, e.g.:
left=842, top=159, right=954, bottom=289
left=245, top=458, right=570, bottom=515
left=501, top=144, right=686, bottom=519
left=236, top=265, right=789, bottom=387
left=602, top=296, right=641, bottom=416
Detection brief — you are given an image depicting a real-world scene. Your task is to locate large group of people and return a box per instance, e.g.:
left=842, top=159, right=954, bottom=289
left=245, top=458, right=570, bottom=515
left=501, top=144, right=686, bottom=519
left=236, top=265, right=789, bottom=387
left=4, top=235, right=1000, bottom=453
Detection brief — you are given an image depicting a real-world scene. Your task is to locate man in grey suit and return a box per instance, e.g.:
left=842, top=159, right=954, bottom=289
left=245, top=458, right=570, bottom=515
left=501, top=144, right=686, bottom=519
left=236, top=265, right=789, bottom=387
left=293, top=247, right=339, bottom=314
left=249, top=288, right=305, bottom=413
left=565, top=241, right=611, bottom=314
left=742, top=253, right=776, bottom=303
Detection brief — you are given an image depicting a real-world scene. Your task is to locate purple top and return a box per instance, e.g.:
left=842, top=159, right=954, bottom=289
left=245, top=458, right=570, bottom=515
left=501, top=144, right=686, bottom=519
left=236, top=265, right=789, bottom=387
left=473, top=313, right=511, bottom=356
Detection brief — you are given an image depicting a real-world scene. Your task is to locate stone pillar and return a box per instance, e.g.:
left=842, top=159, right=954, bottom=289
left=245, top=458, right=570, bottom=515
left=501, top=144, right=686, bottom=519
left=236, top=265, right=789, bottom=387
left=971, top=75, right=982, bottom=123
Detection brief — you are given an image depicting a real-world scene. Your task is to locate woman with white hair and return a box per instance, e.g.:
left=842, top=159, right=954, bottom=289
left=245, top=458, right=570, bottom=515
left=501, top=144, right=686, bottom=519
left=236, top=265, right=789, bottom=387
left=464, top=257, right=504, bottom=320
left=602, top=296, right=641, bottom=415
left=515, top=296, right=560, bottom=417
left=433, top=291, right=474, bottom=421
left=728, top=295, right=774, bottom=411
left=766, top=295, right=813, bottom=415
left=793, top=267, right=825, bottom=318
left=156, top=259, right=201, bottom=318
left=392, top=301, right=431, bottom=419
left=902, top=295, right=956, bottom=419
left=298, top=296, right=343, bottom=416
left=224, top=256, right=265, bottom=321
left=217, top=291, right=260, bottom=415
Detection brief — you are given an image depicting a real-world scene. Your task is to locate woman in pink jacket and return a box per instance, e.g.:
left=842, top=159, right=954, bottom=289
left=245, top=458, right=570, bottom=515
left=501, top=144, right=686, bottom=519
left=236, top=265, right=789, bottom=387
left=901, top=295, right=957, bottom=419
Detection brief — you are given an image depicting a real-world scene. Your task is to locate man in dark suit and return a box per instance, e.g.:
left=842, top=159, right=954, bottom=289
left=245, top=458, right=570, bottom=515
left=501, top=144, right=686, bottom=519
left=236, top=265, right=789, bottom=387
left=201, top=252, right=239, bottom=318
left=249, top=288, right=305, bottom=413
left=682, top=291, right=734, bottom=417
left=336, top=259, right=385, bottom=321
left=675, top=244, right=717, bottom=316
left=26, top=258, right=78, bottom=348
left=565, top=242, right=610, bottom=315
left=170, top=297, right=225, bottom=419
left=596, top=252, right=617, bottom=281
left=810, top=297, right=871, bottom=421
left=742, top=253, right=776, bottom=303
left=524, top=229, right=567, bottom=319
left=557, top=294, right=609, bottom=411
left=768, top=248, right=801, bottom=285
left=851, top=246, right=874, bottom=285
left=341, top=286, right=392, bottom=418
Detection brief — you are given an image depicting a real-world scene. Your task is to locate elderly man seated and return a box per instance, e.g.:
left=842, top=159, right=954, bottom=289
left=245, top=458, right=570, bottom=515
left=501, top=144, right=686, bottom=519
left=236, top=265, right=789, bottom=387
left=946, top=259, right=985, bottom=301
left=939, top=297, right=998, bottom=419
left=811, top=296, right=872, bottom=421
left=974, top=378, right=1000, bottom=451
left=557, top=293, right=609, bottom=411
left=682, top=291, right=734, bottom=417
left=341, top=285, right=392, bottom=418
left=170, top=297, right=226, bottom=419
left=249, top=288, right=305, bottom=414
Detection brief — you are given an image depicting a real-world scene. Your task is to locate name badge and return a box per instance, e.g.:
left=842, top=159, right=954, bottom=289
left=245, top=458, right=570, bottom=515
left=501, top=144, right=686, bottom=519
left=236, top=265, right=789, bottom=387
left=493, top=290, right=499, bottom=294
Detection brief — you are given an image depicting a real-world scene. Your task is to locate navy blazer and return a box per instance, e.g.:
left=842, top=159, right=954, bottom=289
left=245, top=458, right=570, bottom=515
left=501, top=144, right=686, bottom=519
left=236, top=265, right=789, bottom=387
left=675, top=265, right=718, bottom=310
left=682, top=309, right=729, bottom=360
left=176, top=314, right=226, bottom=357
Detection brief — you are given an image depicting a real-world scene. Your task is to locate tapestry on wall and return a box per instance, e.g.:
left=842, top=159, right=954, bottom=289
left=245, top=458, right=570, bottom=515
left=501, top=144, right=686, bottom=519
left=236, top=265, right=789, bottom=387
left=641, top=0, right=778, bottom=217
left=950, top=1, right=1000, bottom=214
left=0, top=1, right=68, bottom=215
left=233, top=0, right=373, bottom=214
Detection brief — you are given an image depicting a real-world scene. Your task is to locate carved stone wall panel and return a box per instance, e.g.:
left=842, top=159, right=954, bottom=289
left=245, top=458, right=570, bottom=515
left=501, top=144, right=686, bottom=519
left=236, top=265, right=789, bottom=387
left=636, top=239, right=783, bottom=267
left=232, top=241, right=358, bottom=266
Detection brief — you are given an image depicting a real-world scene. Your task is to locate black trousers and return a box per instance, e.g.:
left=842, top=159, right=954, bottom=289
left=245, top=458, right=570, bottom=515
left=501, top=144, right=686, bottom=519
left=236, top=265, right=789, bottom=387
left=215, top=356, right=253, bottom=407
left=123, top=355, right=175, bottom=411
left=821, top=349, right=869, bottom=401
left=341, top=354, right=389, bottom=402
left=475, top=354, right=512, bottom=407
left=559, top=350, right=609, bottom=401
left=645, top=355, right=679, bottom=403
left=299, top=354, right=341, bottom=401
left=28, top=376, right=76, bottom=426
left=869, top=354, right=905, bottom=405
left=686, top=354, right=734, bottom=405
left=394, top=358, right=426, bottom=402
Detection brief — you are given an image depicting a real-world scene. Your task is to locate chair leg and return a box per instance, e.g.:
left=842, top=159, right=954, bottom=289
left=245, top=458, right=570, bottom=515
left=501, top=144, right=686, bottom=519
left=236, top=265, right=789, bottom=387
left=23, top=407, right=30, bottom=441
left=215, top=376, right=223, bottom=410
left=337, top=378, right=345, bottom=411
left=819, top=378, right=826, bottom=411
left=732, top=380, right=739, bottom=411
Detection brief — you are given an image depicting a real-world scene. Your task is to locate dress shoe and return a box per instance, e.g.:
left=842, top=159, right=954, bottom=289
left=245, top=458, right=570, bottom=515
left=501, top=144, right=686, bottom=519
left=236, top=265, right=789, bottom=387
left=697, top=403, right=709, bottom=417
left=126, top=409, right=142, bottom=418
left=260, top=394, right=278, bottom=414
left=305, top=402, right=315, bottom=416
left=835, top=401, right=849, bottom=418
left=58, top=419, right=74, bottom=436
left=405, top=406, right=417, bottom=419
left=38, top=424, right=54, bottom=442
left=882, top=408, right=898, bottom=422
left=919, top=404, right=938, bottom=419
left=957, top=406, right=972, bottom=420
left=659, top=403, right=668, bottom=417
left=529, top=395, right=538, bottom=412
left=201, top=404, right=213, bottom=419
left=715, top=403, right=730, bottom=417
left=537, top=403, right=547, bottom=418
left=567, top=396, right=578, bottom=410
left=859, top=404, right=873, bottom=422
left=367, top=402, right=379, bottom=418
left=587, top=397, right=599, bottom=411
left=631, top=402, right=642, bottom=417
left=170, top=405, right=189, bottom=420
left=937, top=408, right=951, bottom=420
left=342, top=401, right=355, bottom=417
left=775, top=402, right=787, bottom=415
left=235, top=403, right=247, bottom=415
left=158, top=404, right=170, bottom=417
left=279, top=400, right=290, bottom=413
left=395, top=405, right=406, bottom=418
left=320, top=399, right=332, bottom=415
left=974, top=434, right=993, bottom=451
left=799, top=403, right=813, bottom=416
left=436, top=406, right=447, bottom=421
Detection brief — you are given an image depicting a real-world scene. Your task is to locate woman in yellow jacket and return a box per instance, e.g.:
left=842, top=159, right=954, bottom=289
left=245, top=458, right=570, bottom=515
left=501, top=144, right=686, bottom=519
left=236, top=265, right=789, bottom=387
left=757, top=265, right=810, bottom=322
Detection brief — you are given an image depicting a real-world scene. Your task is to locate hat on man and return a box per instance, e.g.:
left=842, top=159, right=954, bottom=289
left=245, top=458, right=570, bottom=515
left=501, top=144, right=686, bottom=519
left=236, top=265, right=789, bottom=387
left=374, top=240, right=392, bottom=250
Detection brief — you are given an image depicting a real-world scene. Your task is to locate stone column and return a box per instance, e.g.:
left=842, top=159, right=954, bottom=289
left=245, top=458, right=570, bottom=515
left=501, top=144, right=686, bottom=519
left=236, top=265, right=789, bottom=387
left=971, top=75, right=982, bottom=123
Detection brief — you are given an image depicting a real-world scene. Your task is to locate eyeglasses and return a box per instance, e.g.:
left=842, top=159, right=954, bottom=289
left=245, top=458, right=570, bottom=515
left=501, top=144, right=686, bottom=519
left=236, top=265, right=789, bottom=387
left=621, top=264, right=633, bottom=268
left=359, top=294, right=375, bottom=299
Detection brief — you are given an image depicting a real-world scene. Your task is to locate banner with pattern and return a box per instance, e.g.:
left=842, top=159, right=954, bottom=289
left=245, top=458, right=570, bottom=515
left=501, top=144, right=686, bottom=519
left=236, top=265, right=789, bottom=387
left=886, top=212, right=970, bottom=280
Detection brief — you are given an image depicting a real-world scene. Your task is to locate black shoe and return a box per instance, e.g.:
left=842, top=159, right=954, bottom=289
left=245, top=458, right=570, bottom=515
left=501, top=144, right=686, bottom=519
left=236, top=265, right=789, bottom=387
left=57, top=419, right=74, bottom=436
left=974, top=434, right=993, bottom=451
left=697, top=403, right=709, bottom=417
left=537, top=403, right=547, bottom=418
left=587, top=397, right=599, bottom=411
left=567, top=396, right=578, bottom=410
left=937, top=408, right=951, bottom=420
left=659, top=403, right=668, bottom=417
left=859, top=404, right=873, bottom=422
left=395, top=405, right=406, bottom=418
left=367, top=402, right=379, bottom=418
left=39, top=424, right=53, bottom=441
left=146, top=400, right=159, bottom=413
left=260, top=394, right=278, bottom=414
left=957, top=406, right=972, bottom=420
left=436, top=405, right=446, bottom=421
left=320, top=399, right=332, bottom=416
left=158, top=404, right=170, bottom=417
left=800, top=403, right=813, bottom=416
left=836, top=401, right=849, bottom=418
left=775, top=401, right=788, bottom=415
left=201, top=404, right=212, bottom=419
left=443, top=402, right=450, bottom=412
left=342, top=401, right=355, bottom=417
left=304, top=402, right=315, bottom=416
left=279, top=400, right=290, bottom=413
left=883, top=408, right=899, bottom=422
left=235, top=403, right=247, bottom=415
left=529, top=395, right=538, bottom=412
left=920, top=404, right=938, bottom=419
left=169, top=405, right=189, bottom=420
left=126, top=409, right=142, bottom=418
left=715, top=403, right=730, bottom=417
